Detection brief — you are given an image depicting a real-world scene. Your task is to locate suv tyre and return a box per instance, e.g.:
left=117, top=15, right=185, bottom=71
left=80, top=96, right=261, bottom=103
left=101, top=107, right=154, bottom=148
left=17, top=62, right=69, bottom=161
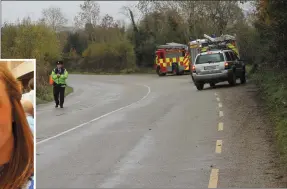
left=228, top=71, right=236, bottom=86
left=195, top=83, right=204, bottom=90
left=209, top=83, right=216, bottom=88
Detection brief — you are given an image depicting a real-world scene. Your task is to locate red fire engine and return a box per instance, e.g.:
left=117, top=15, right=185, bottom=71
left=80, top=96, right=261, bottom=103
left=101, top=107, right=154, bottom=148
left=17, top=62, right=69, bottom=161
left=154, top=43, right=191, bottom=76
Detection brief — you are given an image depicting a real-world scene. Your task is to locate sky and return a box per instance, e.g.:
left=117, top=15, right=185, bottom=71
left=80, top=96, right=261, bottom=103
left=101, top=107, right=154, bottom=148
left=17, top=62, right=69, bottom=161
left=1, top=1, right=253, bottom=26
left=1, top=1, right=137, bottom=25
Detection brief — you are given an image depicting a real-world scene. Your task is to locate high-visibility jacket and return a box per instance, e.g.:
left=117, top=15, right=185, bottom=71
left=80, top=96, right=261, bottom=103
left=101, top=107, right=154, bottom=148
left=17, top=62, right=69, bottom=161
left=201, top=47, right=208, bottom=52
left=226, top=43, right=239, bottom=56
left=51, top=67, right=68, bottom=87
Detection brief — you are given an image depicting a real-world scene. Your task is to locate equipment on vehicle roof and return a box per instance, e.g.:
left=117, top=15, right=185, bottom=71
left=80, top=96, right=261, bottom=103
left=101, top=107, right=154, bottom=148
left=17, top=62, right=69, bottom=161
left=188, top=34, right=240, bottom=64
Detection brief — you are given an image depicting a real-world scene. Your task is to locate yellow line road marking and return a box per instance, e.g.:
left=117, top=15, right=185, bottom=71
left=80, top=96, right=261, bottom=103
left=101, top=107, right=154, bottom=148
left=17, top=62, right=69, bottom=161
left=216, top=97, right=220, bottom=102
left=215, top=140, right=222, bottom=154
left=218, top=122, right=223, bottom=131
left=218, top=103, right=222, bottom=108
left=219, top=111, right=224, bottom=117
left=208, top=169, right=219, bottom=188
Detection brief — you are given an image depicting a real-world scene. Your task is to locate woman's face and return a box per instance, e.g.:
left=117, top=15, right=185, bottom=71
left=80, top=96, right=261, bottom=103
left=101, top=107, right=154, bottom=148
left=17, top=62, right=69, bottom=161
left=0, top=80, right=13, bottom=149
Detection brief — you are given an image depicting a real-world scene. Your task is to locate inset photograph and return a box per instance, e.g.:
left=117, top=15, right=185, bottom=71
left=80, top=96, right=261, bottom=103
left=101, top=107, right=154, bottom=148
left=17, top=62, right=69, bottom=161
left=0, top=59, right=35, bottom=189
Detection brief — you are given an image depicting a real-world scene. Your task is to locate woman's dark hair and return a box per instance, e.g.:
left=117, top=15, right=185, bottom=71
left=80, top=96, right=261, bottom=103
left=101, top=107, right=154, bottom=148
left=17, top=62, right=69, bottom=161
left=28, top=78, right=34, bottom=90
left=0, top=64, right=34, bottom=189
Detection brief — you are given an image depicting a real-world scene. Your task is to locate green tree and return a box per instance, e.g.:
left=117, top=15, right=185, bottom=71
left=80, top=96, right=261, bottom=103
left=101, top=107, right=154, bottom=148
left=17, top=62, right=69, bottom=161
left=1, top=17, right=61, bottom=99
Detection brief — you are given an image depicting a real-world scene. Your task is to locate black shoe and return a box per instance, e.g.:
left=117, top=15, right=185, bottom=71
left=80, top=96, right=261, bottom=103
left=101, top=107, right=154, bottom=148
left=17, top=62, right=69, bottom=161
left=55, top=105, right=59, bottom=108
left=60, top=105, right=64, bottom=108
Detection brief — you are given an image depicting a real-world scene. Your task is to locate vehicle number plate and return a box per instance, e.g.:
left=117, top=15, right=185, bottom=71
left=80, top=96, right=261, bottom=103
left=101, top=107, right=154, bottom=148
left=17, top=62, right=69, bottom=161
left=204, top=66, right=216, bottom=70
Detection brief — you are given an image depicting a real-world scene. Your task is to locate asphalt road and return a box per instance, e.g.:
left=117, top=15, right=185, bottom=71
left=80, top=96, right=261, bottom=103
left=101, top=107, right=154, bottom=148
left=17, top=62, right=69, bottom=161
left=36, top=74, right=285, bottom=188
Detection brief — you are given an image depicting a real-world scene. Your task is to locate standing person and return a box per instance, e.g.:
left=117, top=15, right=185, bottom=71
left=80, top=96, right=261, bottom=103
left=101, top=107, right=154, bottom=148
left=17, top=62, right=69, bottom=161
left=21, top=99, right=34, bottom=134
left=0, top=64, right=34, bottom=189
left=21, top=78, right=34, bottom=107
left=51, top=61, right=68, bottom=108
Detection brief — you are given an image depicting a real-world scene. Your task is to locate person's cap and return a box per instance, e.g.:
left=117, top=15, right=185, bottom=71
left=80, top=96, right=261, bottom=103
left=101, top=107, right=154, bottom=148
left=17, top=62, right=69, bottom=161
left=56, top=61, right=64, bottom=65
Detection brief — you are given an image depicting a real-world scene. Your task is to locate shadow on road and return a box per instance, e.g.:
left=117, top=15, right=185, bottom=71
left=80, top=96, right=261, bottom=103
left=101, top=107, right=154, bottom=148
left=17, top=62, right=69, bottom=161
left=160, top=73, right=191, bottom=77
left=203, top=82, right=243, bottom=91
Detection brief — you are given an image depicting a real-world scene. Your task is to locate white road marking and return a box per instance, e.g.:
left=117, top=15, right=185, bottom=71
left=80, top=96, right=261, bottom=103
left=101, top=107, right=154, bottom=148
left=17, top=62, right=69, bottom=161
left=216, top=97, right=220, bottom=102
left=219, top=111, right=224, bottom=117
left=218, top=103, right=222, bottom=108
left=214, top=92, right=218, bottom=96
left=37, top=84, right=151, bottom=145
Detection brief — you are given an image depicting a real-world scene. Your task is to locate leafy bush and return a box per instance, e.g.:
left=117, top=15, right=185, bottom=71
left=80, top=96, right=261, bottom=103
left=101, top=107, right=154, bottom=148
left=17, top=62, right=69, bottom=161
left=1, top=18, right=61, bottom=99
left=82, top=40, right=136, bottom=72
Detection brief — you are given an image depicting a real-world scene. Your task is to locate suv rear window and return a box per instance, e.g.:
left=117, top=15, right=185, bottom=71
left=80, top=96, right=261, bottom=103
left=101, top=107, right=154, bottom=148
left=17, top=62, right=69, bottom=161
left=195, top=53, right=224, bottom=64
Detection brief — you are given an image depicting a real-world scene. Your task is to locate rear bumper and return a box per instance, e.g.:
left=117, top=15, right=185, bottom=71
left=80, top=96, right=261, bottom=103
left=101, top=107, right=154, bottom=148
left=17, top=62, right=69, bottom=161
left=192, top=70, right=232, bottom=83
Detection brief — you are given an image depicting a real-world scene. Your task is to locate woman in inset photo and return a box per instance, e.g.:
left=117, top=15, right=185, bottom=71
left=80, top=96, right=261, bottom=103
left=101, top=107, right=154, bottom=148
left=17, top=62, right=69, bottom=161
left=0, top=64, right=34, bottom=189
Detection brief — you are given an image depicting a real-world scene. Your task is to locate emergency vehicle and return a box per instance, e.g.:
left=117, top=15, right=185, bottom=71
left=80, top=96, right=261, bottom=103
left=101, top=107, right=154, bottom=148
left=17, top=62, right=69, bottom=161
left=188, top=34, right=240, bottom=66
left=189, top=34, right=245, bottom=90
left=154, top=43, right=191, bottom=76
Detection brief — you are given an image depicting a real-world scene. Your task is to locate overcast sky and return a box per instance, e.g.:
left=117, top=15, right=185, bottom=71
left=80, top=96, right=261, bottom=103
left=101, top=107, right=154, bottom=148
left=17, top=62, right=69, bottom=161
left=1, top=1, right=136, bottom=25
left=1, top=1, right=253, bottom=26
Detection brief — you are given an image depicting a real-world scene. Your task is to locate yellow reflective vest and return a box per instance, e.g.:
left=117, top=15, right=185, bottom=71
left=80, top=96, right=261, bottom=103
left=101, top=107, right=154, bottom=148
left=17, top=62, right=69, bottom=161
left=201, top=47, right=208, bottom=52
left=226, top=43, right=239, bottom=56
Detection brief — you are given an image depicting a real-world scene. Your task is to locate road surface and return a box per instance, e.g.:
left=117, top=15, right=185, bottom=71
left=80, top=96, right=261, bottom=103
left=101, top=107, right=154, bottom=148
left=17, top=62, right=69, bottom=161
left=36, top=74, right=285, bottom=188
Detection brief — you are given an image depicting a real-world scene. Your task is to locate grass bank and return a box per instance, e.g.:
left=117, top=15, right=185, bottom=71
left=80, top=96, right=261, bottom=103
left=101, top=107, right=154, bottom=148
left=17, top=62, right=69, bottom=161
left=36, top=85, right=74, bottom=105
left=248, top=67, right=287, bottom=172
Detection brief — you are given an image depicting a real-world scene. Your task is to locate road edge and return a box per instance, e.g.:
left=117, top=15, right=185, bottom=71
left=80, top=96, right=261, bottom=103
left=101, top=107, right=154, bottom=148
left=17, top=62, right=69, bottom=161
left=248, top=69, right=287, bottom=185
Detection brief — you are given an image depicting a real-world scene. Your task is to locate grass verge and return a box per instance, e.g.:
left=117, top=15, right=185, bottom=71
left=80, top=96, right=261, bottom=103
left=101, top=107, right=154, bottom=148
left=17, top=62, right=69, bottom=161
left=36, top=85, right=74, bottom=105
left=249, top=68, right=287, bottom=173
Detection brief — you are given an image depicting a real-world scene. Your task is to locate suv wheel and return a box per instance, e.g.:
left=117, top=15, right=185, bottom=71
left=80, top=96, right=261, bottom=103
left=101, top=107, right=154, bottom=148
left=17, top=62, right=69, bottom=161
left=195, top=83, right=204, bottom=90
left=209, top=83, right=216, bottom=88
left=240, top=71, right=246, bottom=84
left=228, top=72, right=236, bottom=86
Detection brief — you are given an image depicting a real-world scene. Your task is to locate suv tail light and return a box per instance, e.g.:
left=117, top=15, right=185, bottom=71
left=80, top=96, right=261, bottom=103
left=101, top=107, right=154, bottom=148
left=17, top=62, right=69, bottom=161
left=224, top=62, right=230, bottom=69
left=192, top=65, right=196, bottom=73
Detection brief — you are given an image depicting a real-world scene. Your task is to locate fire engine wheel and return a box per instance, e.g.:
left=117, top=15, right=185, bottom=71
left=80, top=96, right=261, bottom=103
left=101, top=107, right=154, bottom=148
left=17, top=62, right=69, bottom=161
left=156, top=67, right=166, bottom=76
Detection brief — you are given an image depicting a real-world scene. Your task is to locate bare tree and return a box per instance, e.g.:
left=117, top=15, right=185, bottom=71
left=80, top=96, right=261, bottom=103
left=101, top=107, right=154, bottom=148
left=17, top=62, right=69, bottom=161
left=42, top=6, right=68, bottom=31
left=201, top=1, right=244, bottom=35
left=74, top=0, right=100, bottom=28
left=120, top=4, right=140, bottom=23
left=100, top=14, right=115, bottom=28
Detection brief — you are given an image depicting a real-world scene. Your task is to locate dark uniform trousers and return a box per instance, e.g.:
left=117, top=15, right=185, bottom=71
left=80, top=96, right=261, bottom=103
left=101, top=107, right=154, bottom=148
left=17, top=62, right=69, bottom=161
left=53, top=85, right=65, bottom=106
